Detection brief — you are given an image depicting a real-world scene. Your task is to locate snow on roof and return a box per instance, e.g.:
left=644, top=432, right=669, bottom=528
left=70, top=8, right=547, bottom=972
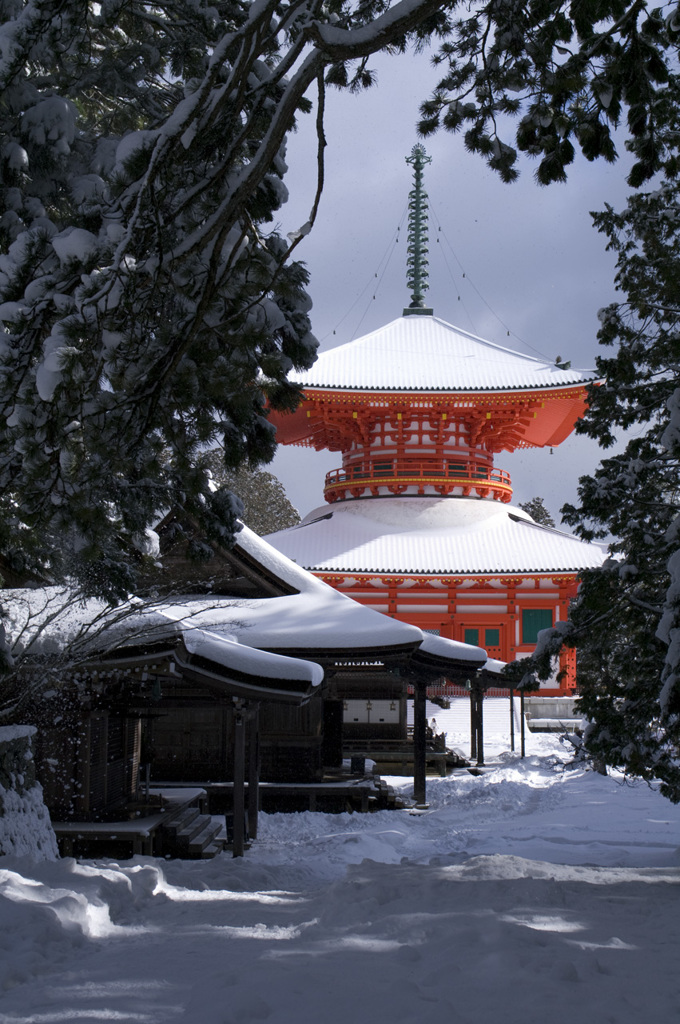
left=483, top=658, right=507, bottom=676
left=223, top=524, right=425, bottom=651
left=418, top=632, right=486, bottom=665
left=3, top=527, right=493, bottom=674
left=2, top=527, right=424, bottom=661
left=266, top=497, right=606, bottom=576
left=291, top=315, right=595, bottom=393
left=182, top=629, right=323, bottom=687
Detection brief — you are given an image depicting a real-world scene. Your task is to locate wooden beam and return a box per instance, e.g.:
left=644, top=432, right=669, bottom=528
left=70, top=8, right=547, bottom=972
left=232, top=699, right=246, bottom=858
left=413, top=681, right=427, bottom=804
left=474, top=679, right=485, bottom=767
left=247, top=703, right=260, bottom=842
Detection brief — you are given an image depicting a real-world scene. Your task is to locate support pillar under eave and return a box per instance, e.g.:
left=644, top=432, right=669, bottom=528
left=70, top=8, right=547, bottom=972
left=232, top=699, right=246, bottom=858
left=520, top=690, right=526, bottom=759
left=469, top=676, right=485, bottom=767
left=247, top=703, right=260, bottom=841
left=509, top=686, right=515, bottom=752
left=413, top=681, right=427, bottom=805
left=474, top=678, right=485, bottom=767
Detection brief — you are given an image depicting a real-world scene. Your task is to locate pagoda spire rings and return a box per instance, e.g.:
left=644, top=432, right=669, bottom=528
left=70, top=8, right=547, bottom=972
left=404, top=144, right=433, bottom=315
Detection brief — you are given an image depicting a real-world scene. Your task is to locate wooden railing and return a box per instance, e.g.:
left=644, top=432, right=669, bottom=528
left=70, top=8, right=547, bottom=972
left=324, top=458, right=512, bottom=502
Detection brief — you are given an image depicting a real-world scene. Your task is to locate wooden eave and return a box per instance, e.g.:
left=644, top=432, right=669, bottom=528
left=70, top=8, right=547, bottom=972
left=75, top=638, right=320, bottom=705
left=92, top=641, right=179, bottom=670
left=151, top=511, right=298, bottom=598
left=315, top=570, right=580, bottom=585
left=271, top=384, right=592, bottom=453
left=173, top=641, right=318, bottom=705
left=265, top=640, right=422, bottom=671
left=409, top=648, right=483, bottom=682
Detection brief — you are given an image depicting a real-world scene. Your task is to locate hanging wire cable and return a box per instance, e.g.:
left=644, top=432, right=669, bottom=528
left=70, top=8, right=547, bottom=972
left=349, top=208, right=410, bottom=339
left=428, top=206, right=556, bottom=362
left=433, top=224, right=478, bottom=334
left=348, top=250, right=395, bottom=340
left=317, top=206, right=408, bottom=344
left=316, top=272, right=374, bottom=345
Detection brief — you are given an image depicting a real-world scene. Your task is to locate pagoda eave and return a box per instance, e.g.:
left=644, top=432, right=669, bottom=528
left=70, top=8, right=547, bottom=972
left=270, top=384, right=590, bottom=453
left=293, top=384, right=591, bottom=399
left=315, top=571, right=584, bottom=586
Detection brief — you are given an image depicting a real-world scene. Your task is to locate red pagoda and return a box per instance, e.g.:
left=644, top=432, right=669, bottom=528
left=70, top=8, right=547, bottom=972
left=267, top=146, right=604, bottom=694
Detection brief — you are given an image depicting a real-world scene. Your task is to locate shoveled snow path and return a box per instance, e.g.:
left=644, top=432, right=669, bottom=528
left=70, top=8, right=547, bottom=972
left=2, top=740, right=680, bottom=1023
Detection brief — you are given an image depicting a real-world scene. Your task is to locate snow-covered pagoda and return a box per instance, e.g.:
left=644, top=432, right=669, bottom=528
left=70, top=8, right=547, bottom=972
left=267, top=145, right=604, bottom=694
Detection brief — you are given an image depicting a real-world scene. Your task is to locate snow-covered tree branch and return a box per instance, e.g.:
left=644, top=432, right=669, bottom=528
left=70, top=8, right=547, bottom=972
left=0, top=0, right=451, bottom=601
left=420, top=0, right=680, bottom=185
left=2, top=0, right=680, bottom=665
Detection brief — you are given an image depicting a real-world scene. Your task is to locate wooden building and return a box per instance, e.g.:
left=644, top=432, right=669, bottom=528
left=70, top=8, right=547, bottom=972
left=7, top=523, right=487, bottom=851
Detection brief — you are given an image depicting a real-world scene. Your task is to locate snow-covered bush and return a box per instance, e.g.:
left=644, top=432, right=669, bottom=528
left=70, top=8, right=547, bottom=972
left=0, top=725, right=58, bottom=860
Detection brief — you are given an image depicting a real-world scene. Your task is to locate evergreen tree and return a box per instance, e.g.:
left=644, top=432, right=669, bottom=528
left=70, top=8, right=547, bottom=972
left=0, top=0, right=450, bottom=602
left=1, top=0, right=679, bottom=610
left=420, top=0, right=680, bottom=186
left=518, top=497, right=555, bottom=528
left=561, top=180, right=680, bottom=800
left=202, top=451, right=300, bottom=536
left=512, top=180, right=680, bottom=799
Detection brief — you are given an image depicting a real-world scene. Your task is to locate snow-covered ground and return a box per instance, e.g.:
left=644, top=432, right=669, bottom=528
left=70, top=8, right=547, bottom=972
left=2, top=705, right=680, bottom=1024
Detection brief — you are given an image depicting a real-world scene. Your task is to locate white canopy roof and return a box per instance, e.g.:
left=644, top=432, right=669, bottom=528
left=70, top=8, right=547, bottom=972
left=291, top=315, right=595, bottom=393
left=182, top=628, right=324, bottom=686
left=266, top=497, right=606, bottom=576
left=5, top=527, right=490, bottom=674
left=5, top=525, right=423, bottom=660
left=418, top=632, right=486, bottom=666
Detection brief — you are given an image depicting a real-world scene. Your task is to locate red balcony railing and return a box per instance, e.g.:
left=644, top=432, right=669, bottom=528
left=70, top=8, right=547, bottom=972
left=324, top=458, right=513, bottom=502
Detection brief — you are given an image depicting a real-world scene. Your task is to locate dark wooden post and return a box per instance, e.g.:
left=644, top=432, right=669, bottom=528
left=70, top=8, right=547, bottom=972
left=474, top=680, right=484, bottom=767
left=77, top=714, right=92, bottom=818
left=509, top=686, right=515, bottom=752
left=322, top=699, right=344, bottom=768
left=520, top=690, right=526, bottom=759
left=469, top=681, right=477, bottom=761
left=247, top=703, right=260, bottom=841
left=413, top=681, right=427, bottom=805
left=232, top=699, right=246, bottom=858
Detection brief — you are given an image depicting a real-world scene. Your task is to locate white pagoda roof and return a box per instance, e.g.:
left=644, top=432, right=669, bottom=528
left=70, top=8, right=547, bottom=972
left=266, top=497, right=606, bottom=576
left=291, top=315, right=595, bottom=393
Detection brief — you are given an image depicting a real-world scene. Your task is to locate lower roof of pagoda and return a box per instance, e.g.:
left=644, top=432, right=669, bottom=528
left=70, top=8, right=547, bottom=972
left=265, top=496, right=606, bottom=577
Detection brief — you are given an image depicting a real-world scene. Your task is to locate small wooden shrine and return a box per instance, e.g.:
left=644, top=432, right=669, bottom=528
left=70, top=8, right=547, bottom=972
left=267, top=146, right=604, bottom=693
left=9, top=521, right=486, bottom=855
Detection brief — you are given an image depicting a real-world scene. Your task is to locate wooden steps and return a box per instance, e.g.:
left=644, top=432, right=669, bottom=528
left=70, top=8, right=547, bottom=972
left=156, top=802, right=224, bottom=859
left=53, top=790, right=225, bottom=861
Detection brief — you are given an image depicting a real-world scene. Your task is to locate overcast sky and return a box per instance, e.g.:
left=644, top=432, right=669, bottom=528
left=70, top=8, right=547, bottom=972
left=268, top=49, right=633, bottom=527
